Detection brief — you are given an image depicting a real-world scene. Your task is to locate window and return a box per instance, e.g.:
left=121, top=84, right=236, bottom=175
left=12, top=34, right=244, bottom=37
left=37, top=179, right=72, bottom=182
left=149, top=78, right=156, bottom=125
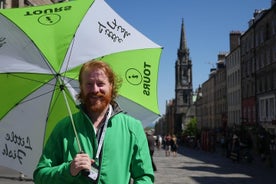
left=183, top=93, right=188, bottom=104
left=0, top=0, right=4, bottom=9
left=269, top=98, right=275, bottom=120
left=274, top=72, right=276, bottom=90
left=265, top=23, right=270, bottom=41
left=261, top=53, right=265, bottom=68
left=260, top=28, right=264, bottom=44
left=259, top=96, right=276, bottom=121
left=266, top=49, right=270, bottom=65
left=11, top=0, right=19, bottom=7
left=268, top=74, right=273, bottom=91
left=273, top=44, right=276, bottom=63
left=273, top=19, right=276, bottom=35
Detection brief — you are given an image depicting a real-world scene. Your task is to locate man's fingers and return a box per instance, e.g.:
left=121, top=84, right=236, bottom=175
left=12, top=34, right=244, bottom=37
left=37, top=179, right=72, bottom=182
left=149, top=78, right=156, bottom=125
left=70, top=153, right=92, bottom=176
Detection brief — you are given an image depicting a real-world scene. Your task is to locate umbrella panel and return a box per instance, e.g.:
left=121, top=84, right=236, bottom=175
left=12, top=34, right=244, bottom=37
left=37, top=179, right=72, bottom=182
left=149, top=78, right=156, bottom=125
left=0, top=73, right=53, bottom=119
left=100, top=48, right=161, bottom=115
left=0, top=81, right=58, bottom=176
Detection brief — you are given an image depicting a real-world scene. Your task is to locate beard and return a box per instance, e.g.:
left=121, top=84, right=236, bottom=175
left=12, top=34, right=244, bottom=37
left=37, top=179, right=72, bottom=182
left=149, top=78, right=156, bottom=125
left=82, top=91, right=112, bottom=113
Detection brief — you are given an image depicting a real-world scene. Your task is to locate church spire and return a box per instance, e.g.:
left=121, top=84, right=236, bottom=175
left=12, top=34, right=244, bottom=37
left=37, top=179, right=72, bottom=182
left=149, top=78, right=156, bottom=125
left=179, top=18, right=187, bottom=51
left=178, top=19, right=189, bottom=60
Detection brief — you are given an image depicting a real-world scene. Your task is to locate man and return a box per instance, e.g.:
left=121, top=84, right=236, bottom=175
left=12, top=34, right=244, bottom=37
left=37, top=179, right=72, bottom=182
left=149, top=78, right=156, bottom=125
left=33, top=60, right=154, bottom=183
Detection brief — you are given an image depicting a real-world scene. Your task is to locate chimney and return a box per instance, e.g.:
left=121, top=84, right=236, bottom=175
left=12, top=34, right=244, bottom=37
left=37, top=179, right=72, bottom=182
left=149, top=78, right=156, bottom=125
left=229, top=31, right=241, bottom=52
left=217, top=53, right=227, bottom=61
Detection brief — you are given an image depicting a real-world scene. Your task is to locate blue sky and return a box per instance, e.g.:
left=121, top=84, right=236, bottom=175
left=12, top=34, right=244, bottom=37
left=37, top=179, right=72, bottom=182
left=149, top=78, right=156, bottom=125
left=106, top=0, right=271, bottom=115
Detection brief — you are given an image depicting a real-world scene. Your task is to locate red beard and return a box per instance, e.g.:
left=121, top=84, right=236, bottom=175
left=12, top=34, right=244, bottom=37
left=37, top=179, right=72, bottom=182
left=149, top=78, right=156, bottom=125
left=83, top=92, right=111, bottom=113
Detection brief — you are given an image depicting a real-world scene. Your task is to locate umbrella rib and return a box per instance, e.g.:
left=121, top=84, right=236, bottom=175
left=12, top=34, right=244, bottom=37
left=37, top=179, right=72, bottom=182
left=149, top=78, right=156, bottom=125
left=7, top=73, right=54, bottom=86
left=8, top=73, right=58, bottom=105
left=58, top=36, right=80, bottom=91
left=61, top=36, right=76, bottom=81
left=17, top=89, right=55, bottom=105
left=7, top=73, right=56, bottom=105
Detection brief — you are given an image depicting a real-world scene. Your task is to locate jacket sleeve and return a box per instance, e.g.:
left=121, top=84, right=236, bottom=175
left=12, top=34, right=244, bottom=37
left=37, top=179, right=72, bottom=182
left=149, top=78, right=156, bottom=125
left=130, top=121, right=154, bottom=184
left=33, top=119, right=89, bottom=184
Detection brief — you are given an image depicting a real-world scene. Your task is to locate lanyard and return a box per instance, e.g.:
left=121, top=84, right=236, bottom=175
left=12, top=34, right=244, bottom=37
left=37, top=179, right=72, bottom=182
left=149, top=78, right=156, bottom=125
left=95, top=104, right=112, bottom=160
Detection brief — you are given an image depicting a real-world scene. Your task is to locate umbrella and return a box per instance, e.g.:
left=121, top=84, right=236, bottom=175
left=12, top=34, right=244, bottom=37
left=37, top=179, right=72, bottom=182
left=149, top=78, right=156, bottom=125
left=0, top=0, right=162, bottom=177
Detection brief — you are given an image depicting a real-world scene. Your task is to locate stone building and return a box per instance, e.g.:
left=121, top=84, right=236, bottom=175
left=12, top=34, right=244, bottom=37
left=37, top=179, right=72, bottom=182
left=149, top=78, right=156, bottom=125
left=194, top=86, right=203, bottom=129
left=198, top=53, right=227, bottom=130
left=241, top=2, right=276, bottom=135
left=226, top=31, right=242, bottom=128
left=196, top=1, right=276, bottom=142
left=253, top=3, right=276, bottom=134
left=214, top=53, right=228, bottom=129
left=201, top=69, right=216, bottom=129
left=154, top=99, right=175, bottom=136
left=240, top=13, right=258, bottom=126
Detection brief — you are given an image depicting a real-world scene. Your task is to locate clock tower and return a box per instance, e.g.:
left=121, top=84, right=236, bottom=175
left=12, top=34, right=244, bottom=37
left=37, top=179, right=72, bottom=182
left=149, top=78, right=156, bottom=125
left=175, top=20, right=193, bottom=135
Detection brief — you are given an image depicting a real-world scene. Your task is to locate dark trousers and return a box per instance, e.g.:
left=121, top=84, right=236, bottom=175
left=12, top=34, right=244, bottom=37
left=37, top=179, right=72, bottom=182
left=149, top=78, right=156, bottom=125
left=150, top=150, right=157, bottom=171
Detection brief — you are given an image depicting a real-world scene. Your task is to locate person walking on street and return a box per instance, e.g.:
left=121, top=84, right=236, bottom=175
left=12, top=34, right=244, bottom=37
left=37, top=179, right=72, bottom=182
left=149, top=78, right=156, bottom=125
left=156, top=135, right=162, bottom=150
left=146, top=131, right=157, bottom=171
left=33, top=60, right=154, bottom=184
left=230, top=134, right=240, bottom=162
left=165, top=134, right=173, bottom=157
left=171, top=134, right=178, bottom=157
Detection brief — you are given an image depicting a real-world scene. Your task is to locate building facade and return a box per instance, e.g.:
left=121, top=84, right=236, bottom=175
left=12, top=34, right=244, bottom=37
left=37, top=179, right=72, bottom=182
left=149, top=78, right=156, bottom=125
left=253, top=4, right=276, bottom=134
left=226, top=32, right=242, bottom=128
left=214, top=53, right=228, bottom=130
left=240, top=11, right=259, bottom=126
left=202, top=69, right=216, bottom=129
left=196, top=2, right=276, bottom=141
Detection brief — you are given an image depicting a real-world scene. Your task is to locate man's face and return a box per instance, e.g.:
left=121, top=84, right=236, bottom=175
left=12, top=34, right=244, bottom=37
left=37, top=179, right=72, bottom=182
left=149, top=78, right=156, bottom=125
left=80, top=68, right=113, bottom=113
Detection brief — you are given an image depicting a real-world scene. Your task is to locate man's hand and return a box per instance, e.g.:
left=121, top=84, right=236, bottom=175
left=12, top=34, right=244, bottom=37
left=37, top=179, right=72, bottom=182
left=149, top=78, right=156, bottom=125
left=70, top=153, right=94, bottom=176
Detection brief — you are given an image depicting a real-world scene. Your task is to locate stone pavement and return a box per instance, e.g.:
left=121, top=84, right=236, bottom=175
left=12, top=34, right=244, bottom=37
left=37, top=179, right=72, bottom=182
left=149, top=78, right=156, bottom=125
left=0, top=166, right=33, bottom=184
left=153, top=146, right=276, bottom=184
left=0, top=146, right=275, bottom=183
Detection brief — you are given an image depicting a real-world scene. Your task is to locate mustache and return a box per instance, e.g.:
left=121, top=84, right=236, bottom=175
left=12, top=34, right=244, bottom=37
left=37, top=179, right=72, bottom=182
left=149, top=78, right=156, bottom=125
left=86, top=92, right=104, bottom=98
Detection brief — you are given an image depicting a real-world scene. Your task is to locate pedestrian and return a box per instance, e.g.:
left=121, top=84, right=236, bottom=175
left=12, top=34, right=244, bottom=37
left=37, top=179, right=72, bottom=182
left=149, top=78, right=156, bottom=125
left=230, top=134, right=240, bottom=162
left=146, top=130, right=157, bottom=171
left=158, top=135, right=163, bottom=150
left=171, top=134, right=178, bottom=157
left=165, top=134, right=173, bottom=157
left=33, top=60, right=154, bottom=183
left=156, top=135, right=161, bottom=150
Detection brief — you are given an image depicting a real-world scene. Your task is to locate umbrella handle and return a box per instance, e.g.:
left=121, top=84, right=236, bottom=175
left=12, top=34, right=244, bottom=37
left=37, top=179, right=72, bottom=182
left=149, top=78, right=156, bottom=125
left=79, top=151, right=90, bottom=177
left=61, top=86, right=89, bottom=176
left=81, top=169, right=90, bottom=177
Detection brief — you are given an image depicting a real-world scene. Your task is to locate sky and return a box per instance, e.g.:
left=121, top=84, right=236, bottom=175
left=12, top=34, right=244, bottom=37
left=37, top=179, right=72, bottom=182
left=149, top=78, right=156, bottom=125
left=105, top=0, right=271, bottom=115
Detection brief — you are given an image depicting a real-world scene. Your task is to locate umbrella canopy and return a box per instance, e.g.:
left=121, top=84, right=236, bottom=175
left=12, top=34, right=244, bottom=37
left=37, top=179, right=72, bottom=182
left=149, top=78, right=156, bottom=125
left=0, top=0, right=162, bottom=177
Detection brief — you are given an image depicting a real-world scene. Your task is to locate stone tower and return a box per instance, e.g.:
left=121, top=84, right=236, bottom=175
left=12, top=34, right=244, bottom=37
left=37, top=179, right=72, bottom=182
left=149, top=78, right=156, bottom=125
left=175, top=19, right=193, bottom=135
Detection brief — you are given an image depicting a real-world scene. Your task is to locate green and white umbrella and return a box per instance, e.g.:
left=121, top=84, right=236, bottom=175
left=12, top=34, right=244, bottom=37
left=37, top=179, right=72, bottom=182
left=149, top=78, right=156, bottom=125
left=0, top=0, right=162, bottom=176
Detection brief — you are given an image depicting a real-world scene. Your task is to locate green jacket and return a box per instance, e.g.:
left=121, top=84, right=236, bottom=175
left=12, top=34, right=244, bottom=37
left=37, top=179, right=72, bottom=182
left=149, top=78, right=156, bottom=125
left=33, top=103, right=154, bottom=184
